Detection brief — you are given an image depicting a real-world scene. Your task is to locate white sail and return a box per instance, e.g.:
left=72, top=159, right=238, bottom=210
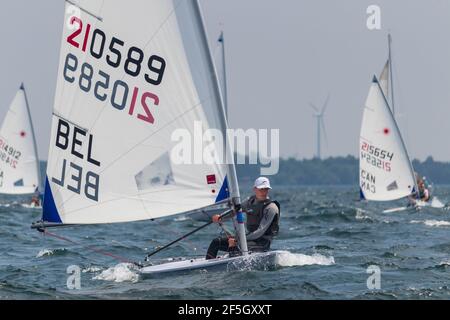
left=0, top=85, right=40, bottom=195
left=359, top=76, right=416, bottom=201
left=42, top=0, right=236, bottom=225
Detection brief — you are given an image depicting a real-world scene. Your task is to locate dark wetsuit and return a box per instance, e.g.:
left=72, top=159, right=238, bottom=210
left=205, top=196, right=279, bottom=259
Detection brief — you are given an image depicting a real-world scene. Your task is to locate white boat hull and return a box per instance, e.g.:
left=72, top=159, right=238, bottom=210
left=139, top=250, right=283, bottom=277
left=382, top=197, right=445, bottom=213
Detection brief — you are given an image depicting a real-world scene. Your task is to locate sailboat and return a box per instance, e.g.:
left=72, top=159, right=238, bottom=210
left=0, top=84, right=41, bottom=198
left=32, top=0, right=283, bottom=275
left=359, top=75, right=418, bottom=205
left=359, top=35, right=443, bottom=211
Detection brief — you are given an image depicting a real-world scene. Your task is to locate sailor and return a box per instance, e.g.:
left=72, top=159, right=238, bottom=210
left=417, top=179, right=430, bottom=202
left=409, top=173, right=431, bottom=205
left=205, top=176, right=280, bottom=260
left=30, top=187, right=41, bottom=207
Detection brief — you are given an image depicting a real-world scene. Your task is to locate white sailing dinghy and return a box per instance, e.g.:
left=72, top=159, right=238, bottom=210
left=0, top=84, right=41, bottom=196
left=33, top=0, right=282, bottom=276
left=361, top=35, right=442, bottom=211
left=359, top=75, right=419, bottom=212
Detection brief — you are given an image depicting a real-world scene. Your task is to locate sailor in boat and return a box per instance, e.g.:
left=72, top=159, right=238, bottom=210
left=30, top=187, right=41, bottom=208
left=409, top=173, right=431, bottom=205
left=205, top=177, right=280, bottom=260
left=417, top=179, right=431, bottom=202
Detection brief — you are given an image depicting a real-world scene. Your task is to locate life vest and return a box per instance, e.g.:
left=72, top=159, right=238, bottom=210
left=419, top=187, right=430, bottom=202
left=244, top=196, right=280, bottom=238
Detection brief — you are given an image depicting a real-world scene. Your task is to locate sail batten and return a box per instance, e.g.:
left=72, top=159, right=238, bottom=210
left=43, top=0, right=234, bottom=225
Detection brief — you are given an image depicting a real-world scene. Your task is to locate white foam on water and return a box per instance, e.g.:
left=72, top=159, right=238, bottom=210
left=431, top=197, right=445, bottom=209
left=21, top=203, right=42, bottom=209
left=275, top=251, right=335, bottom=267
left=439, top=260, right=450, bottom=266
left=174, top=215, right=189, bottom=222
left=82, top=266, right=103, bottom=273
left=36, top=249, right=54, bottom=258
left=355, top=208, right=371, bottom=220
left=411, top=220, right=450, bottom=227
left=93, top=263, right=139, bottom=283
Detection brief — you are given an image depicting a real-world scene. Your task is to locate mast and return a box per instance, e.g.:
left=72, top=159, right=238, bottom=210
left=193, top=1, right=248, bottom=255
left=218, top=31, right=228, bottom=119
left=376, top=76, right=418, bottom=200
left=387, top=34, right=418, bottom=198
left=21, top=83, right=41, bottom=191
left=388, top=33, right=395, bottom=116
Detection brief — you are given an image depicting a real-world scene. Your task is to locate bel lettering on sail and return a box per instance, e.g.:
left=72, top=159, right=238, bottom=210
left=52, top=118, right=100, bottom=202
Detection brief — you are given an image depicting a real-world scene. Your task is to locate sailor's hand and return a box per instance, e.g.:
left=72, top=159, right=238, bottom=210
left=212, top=214, right=222, bottom=223
left=228, top=237, right=237, bottom=247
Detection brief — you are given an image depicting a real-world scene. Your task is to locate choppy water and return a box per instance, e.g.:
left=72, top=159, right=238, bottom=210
left=2, top=185, right=450, bottom=299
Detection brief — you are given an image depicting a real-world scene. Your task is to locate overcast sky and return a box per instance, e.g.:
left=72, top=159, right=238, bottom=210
left=1, top=0, right=450, bottom=161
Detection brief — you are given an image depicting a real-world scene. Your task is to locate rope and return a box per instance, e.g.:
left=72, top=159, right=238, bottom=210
left=40, top=229, right=143, bottom=268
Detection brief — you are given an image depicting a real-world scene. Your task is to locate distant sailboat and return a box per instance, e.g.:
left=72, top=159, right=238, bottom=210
left=33, top=0, right=283, bottom=275
left=0, top=84, right=41, bottom=196
left=359, top=75, right=417, bottom=202
left=362, top=35, right=443, bottom=210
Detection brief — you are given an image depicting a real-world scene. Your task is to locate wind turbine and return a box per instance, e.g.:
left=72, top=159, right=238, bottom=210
left=309, top=94, right=330, bottom=159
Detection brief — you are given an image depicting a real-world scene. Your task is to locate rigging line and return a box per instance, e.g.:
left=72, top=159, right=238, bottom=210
left=143, top=208, right=233, bottom=262
left=62, top=193, right=229, bottom=219
left=41, top=228, right=142, bottom=267
left=150, top=219, right=205, bottom=256
left=141, top=0, right=184, bottom=53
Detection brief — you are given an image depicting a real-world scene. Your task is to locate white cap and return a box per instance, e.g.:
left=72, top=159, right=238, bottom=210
left=254, top=177, right=272, bottom=189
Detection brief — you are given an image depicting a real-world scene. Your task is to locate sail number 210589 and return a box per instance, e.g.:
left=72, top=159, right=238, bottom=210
left=64, top=16, right=166, bottom=126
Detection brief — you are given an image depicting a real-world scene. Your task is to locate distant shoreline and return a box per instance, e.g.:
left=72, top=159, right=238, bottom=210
left=39, top=155, right=450, bottom=187
left=236, top=155, right=450, bottom=185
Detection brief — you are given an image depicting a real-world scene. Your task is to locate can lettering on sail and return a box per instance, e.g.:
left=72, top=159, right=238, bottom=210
left=360, top=169, right=376, bottom=194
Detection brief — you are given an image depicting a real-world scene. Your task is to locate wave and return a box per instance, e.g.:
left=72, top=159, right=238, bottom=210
left=36, top=248, right=67, bottom=258
left=92, top=263, right=139, bottom=283
left=411, top=220, right=450, bottom=227
left=275, top=251, right=335, bottom=267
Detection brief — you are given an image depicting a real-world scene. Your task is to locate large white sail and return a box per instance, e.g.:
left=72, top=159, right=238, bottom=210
left=42, top=0, right=236, bottom=225
left=359, top=76, right=416, bottom=201
left=0, top=85, right=40, bottom=195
